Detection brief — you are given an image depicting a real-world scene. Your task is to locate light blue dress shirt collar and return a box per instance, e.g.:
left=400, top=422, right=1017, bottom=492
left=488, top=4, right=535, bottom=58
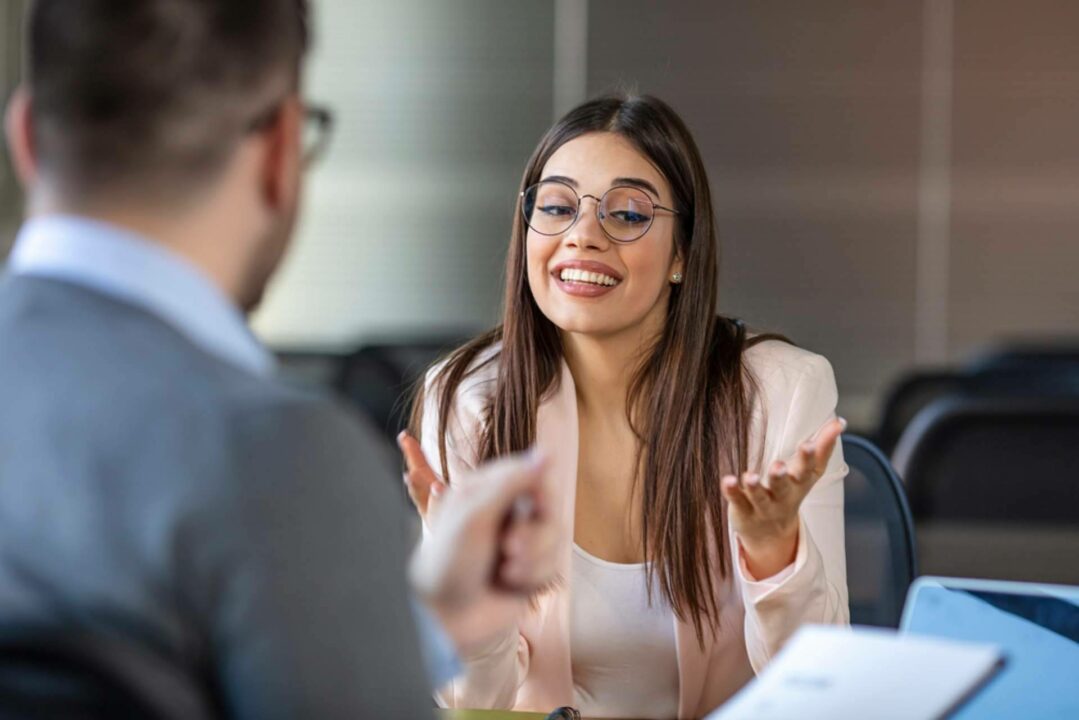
left=8, top=214, right=275, bottom=377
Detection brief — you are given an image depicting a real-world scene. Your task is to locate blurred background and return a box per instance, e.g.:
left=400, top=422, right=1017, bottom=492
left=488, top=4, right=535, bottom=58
left=2, top=1, right=1077, bottom=612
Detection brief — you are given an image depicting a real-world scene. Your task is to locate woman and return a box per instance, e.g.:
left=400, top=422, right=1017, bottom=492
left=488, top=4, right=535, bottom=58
left=400, top=94, right=849, bottom=719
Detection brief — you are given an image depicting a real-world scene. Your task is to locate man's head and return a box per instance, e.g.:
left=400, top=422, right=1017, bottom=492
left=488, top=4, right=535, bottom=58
left=4, top=0, right=312, bottom=310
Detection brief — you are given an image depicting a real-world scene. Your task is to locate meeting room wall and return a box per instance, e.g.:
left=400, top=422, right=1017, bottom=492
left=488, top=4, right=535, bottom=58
left=2, top=1, right=1079, bottom=429
left=583, top=0, right=1079, bottom=426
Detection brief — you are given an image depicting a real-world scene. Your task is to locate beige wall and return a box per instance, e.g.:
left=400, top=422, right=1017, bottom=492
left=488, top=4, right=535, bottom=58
left=948, top=0, right=1079, bottom=352
left=586, top=0, right=1079, bottom=427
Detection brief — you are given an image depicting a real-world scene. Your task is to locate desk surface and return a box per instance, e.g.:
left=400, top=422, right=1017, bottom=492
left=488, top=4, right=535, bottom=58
left=439, top=711, right=632, bottom=720
left=439, top=712, right=548, bottom=720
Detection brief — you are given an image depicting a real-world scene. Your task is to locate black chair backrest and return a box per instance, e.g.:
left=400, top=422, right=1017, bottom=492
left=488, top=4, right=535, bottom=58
left=842, top=435, right=917, bottom=628
left=876, top=371, right=964, bottom=455
left=0, top=626, right=216, bottom=720
left=966, top=342, right=1079, bottom=376
left=876, top=364, right=1079, bottom=456
left=336, top=337, right=469, bottom=443
left=893, top=397, right=1079, bottom=525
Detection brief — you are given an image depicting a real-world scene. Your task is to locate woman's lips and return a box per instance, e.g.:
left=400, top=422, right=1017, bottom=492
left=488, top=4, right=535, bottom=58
left=554, top=276, right=619, bottom=298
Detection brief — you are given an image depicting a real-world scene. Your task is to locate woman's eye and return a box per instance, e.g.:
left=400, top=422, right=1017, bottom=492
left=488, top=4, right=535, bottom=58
left=611, top=210, right=650, bottom=224
left=539, top=204, right=576, bottom=217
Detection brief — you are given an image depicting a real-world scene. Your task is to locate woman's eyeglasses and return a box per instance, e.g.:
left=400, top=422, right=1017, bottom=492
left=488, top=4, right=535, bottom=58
left=520, top=180, right=680, bottom=244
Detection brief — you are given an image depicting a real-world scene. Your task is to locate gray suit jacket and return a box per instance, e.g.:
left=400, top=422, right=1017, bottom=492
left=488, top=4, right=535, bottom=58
left=0, top=275, right=434, bottom=718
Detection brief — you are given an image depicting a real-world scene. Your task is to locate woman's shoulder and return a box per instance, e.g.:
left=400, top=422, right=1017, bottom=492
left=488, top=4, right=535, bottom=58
left=742, top=337, right=838, bottom=415
left=424, top=339, right=502, bottom=419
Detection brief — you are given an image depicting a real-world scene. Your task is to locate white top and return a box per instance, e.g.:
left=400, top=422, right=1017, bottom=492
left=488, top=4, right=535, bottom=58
left=570, top=544, right=680, bottom=720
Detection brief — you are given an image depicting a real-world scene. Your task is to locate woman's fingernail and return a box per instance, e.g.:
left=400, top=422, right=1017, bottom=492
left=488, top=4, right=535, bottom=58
left=430, top=482, right=444, bottom=497
left=746, top=473, right=760, bottom=486
left=802, top=441, right=816, bottom=454
left=838, top=417, right=848, bottom=431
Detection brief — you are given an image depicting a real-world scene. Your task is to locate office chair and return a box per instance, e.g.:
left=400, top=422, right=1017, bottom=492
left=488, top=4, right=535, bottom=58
left=893, top=397, right=1079, bottom=584
left=842, top=434, right=918, bottom=628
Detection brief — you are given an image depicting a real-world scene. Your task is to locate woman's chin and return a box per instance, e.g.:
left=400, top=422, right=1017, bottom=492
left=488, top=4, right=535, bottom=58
left=549, top=314, right=631, bottom=338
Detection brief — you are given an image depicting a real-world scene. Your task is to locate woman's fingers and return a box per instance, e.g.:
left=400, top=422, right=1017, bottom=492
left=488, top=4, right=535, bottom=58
left=398, top=431, right=445, bottom=519
left=785, top=417, right=847, bottom=484
left=722, top=475, right=754, bottom=515
left=765, top=460, right=794, bottom=499
left=807, top=417, right=846, bottom=474
left=398, top=431, right=433, bottom=475
left=741, top=471, right=773, bottom=511
left=403, top=471, right=426, bottom=512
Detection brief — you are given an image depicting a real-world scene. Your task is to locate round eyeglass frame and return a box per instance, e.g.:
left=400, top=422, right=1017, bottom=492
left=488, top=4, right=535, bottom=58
left=519, top=180, right=680, bottom=244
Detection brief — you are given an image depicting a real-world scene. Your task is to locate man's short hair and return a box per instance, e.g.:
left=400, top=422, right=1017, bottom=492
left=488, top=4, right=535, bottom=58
left=27, top=0, right=309, bottom=200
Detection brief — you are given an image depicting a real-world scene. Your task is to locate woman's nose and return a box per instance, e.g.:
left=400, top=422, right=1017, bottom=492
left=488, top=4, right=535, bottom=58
left=564, top=196, right=610, bottom=251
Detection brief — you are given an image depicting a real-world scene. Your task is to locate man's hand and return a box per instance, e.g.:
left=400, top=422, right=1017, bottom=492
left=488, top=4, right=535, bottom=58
left=405, top=441, right=560, bottom=653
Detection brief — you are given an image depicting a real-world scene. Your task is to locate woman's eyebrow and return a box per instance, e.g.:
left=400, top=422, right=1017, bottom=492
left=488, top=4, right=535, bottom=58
left=538, top=174, right=663, bottom=200
left=612, top=176, right=662, bottom=199
left=539, top=174, right=578, bottom=187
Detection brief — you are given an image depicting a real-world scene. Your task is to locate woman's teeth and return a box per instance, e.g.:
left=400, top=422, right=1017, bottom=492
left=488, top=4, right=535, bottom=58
left=559, top=268, right=619, bottom=286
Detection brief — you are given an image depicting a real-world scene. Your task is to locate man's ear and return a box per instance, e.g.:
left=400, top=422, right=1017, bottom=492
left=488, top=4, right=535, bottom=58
left=5, top=86, right=39, bottom=189
left=260, top=98, right=303, bottom=211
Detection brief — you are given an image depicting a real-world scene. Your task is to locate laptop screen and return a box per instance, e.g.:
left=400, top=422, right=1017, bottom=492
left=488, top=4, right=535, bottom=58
left=901, top=578, right=1079, bottom=718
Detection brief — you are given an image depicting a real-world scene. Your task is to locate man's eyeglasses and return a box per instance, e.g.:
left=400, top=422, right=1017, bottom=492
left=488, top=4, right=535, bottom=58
left=520, top=180, right=680, bottom=244
left=247, top=100, right=335, bottom=167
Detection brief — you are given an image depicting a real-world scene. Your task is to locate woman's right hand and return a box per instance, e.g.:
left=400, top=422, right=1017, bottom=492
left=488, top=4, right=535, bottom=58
left=398, top=431, right=447, bottom=524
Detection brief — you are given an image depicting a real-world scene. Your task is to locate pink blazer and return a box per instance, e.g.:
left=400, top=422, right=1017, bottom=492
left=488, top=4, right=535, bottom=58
left=420, top=339, right=850, bottom=719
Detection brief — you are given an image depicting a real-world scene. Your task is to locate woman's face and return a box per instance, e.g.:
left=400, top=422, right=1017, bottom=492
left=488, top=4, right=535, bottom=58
left=525, top=132, right=683, bottom=340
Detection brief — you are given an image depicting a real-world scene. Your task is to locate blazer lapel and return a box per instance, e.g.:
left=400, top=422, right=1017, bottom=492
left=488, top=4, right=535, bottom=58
left=531, top=360, right=579, bottom=705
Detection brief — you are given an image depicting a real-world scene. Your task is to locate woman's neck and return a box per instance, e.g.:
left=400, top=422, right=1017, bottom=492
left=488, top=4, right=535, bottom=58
left=562, top=323, right=659, bottom=420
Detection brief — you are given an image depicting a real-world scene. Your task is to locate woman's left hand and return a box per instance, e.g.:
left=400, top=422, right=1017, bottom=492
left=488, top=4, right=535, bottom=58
left=721, top=417, right=847, bottom=580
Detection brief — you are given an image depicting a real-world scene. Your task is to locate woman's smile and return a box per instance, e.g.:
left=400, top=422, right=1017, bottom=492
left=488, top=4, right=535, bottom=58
left=551, top=259, right=624, bottom=298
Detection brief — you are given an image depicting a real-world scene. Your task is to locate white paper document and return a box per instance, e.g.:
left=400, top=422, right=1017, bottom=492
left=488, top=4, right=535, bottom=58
left=708, top=625, right=1004, bottom=720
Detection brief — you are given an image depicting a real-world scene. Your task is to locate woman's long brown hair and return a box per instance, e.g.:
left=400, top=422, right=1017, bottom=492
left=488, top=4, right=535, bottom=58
left=411, top=94, right=774, bottom=645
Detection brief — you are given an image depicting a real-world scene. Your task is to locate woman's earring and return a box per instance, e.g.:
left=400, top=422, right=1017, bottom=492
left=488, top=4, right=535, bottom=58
left=671, top=271, right=684, bottom=285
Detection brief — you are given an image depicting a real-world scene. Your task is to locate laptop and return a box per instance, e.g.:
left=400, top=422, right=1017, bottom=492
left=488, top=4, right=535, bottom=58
left=900, top=576, right=1079, bottom=718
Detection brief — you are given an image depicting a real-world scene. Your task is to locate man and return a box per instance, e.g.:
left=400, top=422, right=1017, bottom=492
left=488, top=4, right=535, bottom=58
left=0, top=1, right=557, bottom=717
